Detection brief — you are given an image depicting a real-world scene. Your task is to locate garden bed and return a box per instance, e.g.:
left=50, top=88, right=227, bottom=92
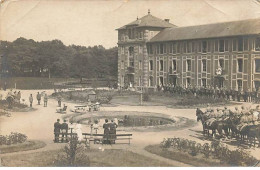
left=145, top=138, right=258, bottom=167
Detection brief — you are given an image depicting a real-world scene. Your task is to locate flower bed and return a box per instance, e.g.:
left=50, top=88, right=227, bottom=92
left=0, top=132, right=27, bottom=145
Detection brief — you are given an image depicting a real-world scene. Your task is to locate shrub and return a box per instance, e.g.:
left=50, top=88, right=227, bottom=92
left=54, top=135, right=90, bottom=167
left=0, top=132, right=27, bottom=145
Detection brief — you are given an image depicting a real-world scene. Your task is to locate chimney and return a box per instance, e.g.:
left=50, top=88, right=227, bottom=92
left=164, top=19, right=170, bottom=22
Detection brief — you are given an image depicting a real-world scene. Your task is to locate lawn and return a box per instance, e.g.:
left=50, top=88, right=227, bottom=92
left=0, top=77, right=78, bottom=90
left=1, top=148, right=172, bottom=167
left=0, top=140, right=46, bottom=154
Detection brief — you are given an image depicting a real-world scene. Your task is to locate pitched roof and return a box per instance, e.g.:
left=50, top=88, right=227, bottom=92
left=116, top=14, right=176, bottom=30
left=149, top=18, right=260, bottom=42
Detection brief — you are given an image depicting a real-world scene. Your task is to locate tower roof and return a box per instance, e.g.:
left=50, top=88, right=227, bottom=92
left=117, top=13, right=176, bottom=30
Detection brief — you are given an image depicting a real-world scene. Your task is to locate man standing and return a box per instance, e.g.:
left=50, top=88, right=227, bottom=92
left=61, top=120, right=68, bottom=142
left=58, top=96, right=61, bottom=107
left=44, top=94, right=48, bottom=107
left=29, top=94, right=33, bottom=107
left=36, top=92, right=41, bottom=105
left=17, top=91, right=21, bottom=103
left=109, top=119, right=118, bottom=144
left=54, top=119, right=61, bottom=143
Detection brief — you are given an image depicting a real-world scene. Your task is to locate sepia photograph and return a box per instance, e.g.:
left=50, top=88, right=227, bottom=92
left=0, top=0, right=260, bottom=167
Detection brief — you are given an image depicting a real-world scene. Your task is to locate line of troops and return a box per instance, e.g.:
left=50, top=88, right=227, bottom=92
left=200, top=104, right=260, bottom=130
left=160, top=84, right=259, bottom=102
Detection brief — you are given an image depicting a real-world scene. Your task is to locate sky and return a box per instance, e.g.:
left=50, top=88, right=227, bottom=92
left=1, top=0, right=260, bottom=48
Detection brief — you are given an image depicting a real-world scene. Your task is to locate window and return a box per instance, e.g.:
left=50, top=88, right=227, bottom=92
left=202, top=41, right=207, bottom=53
left=129, top=47, right=134, bottom=56
left=159, top=44, right=164, bottom=54
left=128, top=28, right=135, bottom=39
left=160, top=60, right=163, bottom=71
left=139, top=60, right=142, bottom=69
left=238, top=37, right=243, bottom=51
left=169, top=43, right=173, bottom=54
left=187, top=78, right=191, bottom=86
left=244, top=38, right=248, bottom=51
left=121, top=61, right=124, bottom=69
left=172, top=43, right=177, bottom=54
left=177, top=43, right=181, bottom=53
left=219, top=40, right=224, bottom=52
left=139, top=45, right=143, bottom=54
left=255, top=59, right=260, bottom=73
left=121, top=46, right=124, bottom=54
left=192, top=42, right=195, bottom=53
left=188, top=42, right=192, bottom=53
left=172, top=60, right=177, bottom=71
left=202, top=79, right=206, bottom=87
left=139, top=76, right=142, bottom=86
left=183, top=42, right=187, bottom=53
left=255, top=38, right=260, bottom=51
left=237, top=80, right=242, bottom=89
left=198, top=42, right=202, bottom=53
left=149, top=76, right=153, bottom=86
left=147, top=44, right=153, bottom=54
left=149, top=60, right=153, bottom=71
left=225, top=40, right=229, bottom=52
left=187, top=60, right=191, bottom=71
left=237, top=59, right=243, bottom=72
left=163, top=44, right=166, bottom=54
left=202, top=59, right=207, bottom=72
left=233, top=39, right=237, bottom=51
left=215, top=40, right=219, bottom=52
left=121, top=75, right=124, bottom=84
left=138, top=32, right=143, bottom=39
left=159, top=77, right=164, bottom=85
left=219, top=59, right=224, bottom=68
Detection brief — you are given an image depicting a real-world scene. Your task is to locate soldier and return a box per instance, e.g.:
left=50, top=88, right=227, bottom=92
left=54, top=119, right=61, bottom=143
left=29, top=94, right=33, bottom=107
left=44, top=94, right=48, bottom=107
left=222, top=106, right=230, bottom=120
left=36, top=92, right=41, bottom=105
left=232, top=106, right=240, bottom=118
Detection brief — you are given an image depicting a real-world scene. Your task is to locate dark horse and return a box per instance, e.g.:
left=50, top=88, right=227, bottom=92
left=196, top=109, right=225, bottom=137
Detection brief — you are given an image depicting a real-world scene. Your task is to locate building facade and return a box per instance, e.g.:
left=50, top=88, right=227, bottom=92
left=117, top=11, right=260, bottom=91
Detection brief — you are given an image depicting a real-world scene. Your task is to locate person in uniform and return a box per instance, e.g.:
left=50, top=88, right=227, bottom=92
left=17, top=91, right=21, bottom=103
left=29, top=94, right=33, bottom=107
left=44, top=94, right=48, bottom=107
left=36, top=92, right=41, bottom=105
left=103, top=119, right=110, bottom=144
left=61, top=120, right=68, bottom=142
left=109, top=119, right=118, bottom=144
left=58, top=96, right=62, bottom=107
left=54, top=119, right=61, bottom=143
left=222, top=106, right=230, bottom=120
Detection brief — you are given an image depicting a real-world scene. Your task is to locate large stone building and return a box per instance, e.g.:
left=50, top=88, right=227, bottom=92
left=117, top=11, right=260, bottom=91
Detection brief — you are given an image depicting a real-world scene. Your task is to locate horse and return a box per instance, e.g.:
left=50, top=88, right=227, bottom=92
left=196, top=109, right=224, bottom=137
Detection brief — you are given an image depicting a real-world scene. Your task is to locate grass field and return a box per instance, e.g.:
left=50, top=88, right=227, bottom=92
left=0, top=77, right=78, bottom=90
left=0, top=140, right=46, bottom=154
left=1, top=148, right=172, bottom=167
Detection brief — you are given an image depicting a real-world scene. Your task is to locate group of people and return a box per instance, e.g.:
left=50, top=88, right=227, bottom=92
left=5, top=90, right=21, bottom=103
left=102, top=119, right=118, bottom=144
left=54, top=119, right=69, bottom=143
left=198, top=104, right=260, bottom=131
left=29, top=92, right=48, bottom=107
left=158, top=84, right=259, bottom=102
